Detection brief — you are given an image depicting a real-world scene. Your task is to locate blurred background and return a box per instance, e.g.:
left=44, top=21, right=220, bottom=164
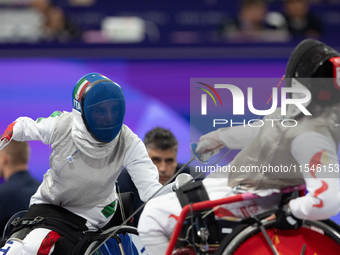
left=0, top=0, right=340, bottom=221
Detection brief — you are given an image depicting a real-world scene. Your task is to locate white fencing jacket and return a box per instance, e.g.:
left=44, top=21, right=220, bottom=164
left=1, top=109, right=170, bottom=227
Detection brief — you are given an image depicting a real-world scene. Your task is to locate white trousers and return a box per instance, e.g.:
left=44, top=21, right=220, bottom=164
left=0, top=190, right=119, bottom=255
left=0, top=228, right=60, bottom=255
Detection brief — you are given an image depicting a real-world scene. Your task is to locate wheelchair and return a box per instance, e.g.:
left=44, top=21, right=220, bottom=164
left=59, top=186, right=340, bottom=255
left=0, top=192, right=146, bottom=255
left=165, top=184, right=340, bottom=255
left=215, top=218, right=340, bottom=255
left=83, top=225, right=143, bottom=255
left=82, top=192, right=146, bottom=255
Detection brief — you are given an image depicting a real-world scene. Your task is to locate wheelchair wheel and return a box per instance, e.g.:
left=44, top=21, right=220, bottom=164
left=84, top=226, right=146, bottom=255
left=215, top=219, right=340, bottom=255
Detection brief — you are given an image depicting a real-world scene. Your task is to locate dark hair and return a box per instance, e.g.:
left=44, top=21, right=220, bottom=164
left=144, top=127, right=178, bottom=152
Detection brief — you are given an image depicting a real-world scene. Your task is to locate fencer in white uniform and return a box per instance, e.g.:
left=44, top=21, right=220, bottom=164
left=138, top=39, right=340, bottom=255
left=0, top=73, right=173, bottom=255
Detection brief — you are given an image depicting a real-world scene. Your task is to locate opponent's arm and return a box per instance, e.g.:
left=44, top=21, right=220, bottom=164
left=289, top=132, right=340, bottom=220
left=195, top=125, right=261, bottom=160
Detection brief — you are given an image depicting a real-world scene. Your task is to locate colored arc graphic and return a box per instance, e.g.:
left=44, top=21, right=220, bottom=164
left=197, top=82, right=223, bottom=106
left=197, top=87, right=217, bottom=105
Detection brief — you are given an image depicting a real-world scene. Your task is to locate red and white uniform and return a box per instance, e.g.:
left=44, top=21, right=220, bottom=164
left=138, top=109, right=340, bottom=255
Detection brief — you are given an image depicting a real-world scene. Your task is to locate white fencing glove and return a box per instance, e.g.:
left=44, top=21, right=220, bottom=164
left=158, top=174, right=194, bottom=196
left=194, top=130, right=225, bottom=163
left=0, top=122, right=15, bottom=150
left=0, top=138, right=10, bottom=151
left=172, top=173, right=194, bottom=191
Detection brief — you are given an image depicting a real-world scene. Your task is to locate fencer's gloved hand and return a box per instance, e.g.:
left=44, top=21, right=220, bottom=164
left=0, top=122, right=15, bottom=150
left=172, top=173, right=194, bottom=191
left=195, top=130, right=225, bottom=162
left=1, top=122, right=15, bottom=141
left=0, top=138, right=10, bottom=151
left=273, top=204, right=303, bottom=230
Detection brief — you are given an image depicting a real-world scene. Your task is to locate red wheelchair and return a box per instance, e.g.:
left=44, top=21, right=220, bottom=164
left=166, top=184, right=340, bottom=255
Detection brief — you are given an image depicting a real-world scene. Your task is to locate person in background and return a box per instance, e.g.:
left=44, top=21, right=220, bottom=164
left=118, top=127, right=201, bottom=226
left=282, top=0, right=323, bottom=40
left=30, top=0, right=81, bottom=42
left=0, top=141, right=40, bottom=238
left=219, top=0, right=289, bottom=42
left=144, top=127, right=195, bottom=185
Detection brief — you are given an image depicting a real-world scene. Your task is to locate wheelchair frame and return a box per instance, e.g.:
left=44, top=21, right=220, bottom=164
left=215, top=218, right=340, bottom=255
left=165, top=184, right=308, bottom=255
left=84, top=225, right=140, bottom=255
left=84, top=183, right=340, bottom=255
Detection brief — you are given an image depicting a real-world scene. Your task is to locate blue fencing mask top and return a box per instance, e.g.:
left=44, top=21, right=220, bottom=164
left=73, top=73, right=126, bottom=143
